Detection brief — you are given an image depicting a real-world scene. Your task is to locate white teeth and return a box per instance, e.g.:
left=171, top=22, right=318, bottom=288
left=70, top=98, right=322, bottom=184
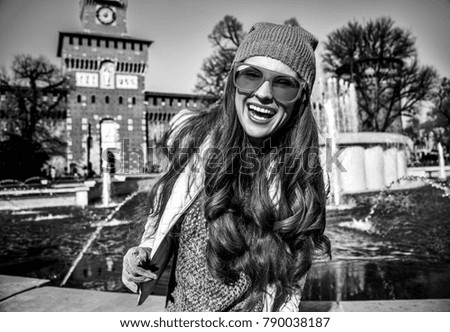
left=252, top=113, right=269, bottom=121
left=248, top=104, right=275, bottom=115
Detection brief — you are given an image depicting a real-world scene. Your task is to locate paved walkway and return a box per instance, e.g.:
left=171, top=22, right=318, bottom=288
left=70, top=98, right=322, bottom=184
left=1, top=275, right=449, bottom=312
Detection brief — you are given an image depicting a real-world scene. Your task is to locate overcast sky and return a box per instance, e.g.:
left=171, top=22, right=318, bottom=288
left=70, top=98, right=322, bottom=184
left=0, top=0, right=449, bottom=94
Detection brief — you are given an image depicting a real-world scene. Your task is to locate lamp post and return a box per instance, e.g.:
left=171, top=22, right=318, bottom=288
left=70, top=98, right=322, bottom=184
left=438, top=142, right=447, bottom=180
left=86, top=123, right=92, bottom=177
left=145, top=111, right=150, bottom=159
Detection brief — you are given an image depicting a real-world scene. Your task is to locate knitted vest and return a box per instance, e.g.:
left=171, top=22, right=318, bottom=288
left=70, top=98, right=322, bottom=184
left=165, top=196, right=263, bottom=312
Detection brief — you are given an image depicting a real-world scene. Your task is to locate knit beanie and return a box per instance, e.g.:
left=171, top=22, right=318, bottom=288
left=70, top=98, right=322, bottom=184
left=234, top=22, right=318, bottom=94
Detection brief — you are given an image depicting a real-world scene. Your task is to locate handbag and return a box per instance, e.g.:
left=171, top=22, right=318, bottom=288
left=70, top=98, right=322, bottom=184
left=137, top=234, right=176, bottom=306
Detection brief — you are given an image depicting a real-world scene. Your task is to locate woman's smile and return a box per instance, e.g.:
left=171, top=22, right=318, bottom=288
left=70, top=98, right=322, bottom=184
left=247, top=102, right=277, bottom=123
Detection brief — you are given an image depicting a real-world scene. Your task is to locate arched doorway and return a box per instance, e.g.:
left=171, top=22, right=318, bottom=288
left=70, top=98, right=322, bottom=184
left=99, top=118, right=121, bottom=174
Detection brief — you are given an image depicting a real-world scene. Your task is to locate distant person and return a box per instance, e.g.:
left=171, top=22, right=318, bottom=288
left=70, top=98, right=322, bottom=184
left=73, top=166, right=81, bottom=181
left=122, top=23, right=330, bottom=311
left=50, top=166, right=56, bottom=181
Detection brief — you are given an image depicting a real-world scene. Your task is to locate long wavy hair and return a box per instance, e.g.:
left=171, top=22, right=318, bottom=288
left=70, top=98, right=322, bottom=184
left=145, top=72, right=330, bottom=311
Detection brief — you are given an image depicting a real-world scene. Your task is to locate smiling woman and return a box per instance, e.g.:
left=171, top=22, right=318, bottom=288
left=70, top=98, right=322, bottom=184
left=122, top=22, right=330, bottom=312
left=233, top=57, right=308, bottom=143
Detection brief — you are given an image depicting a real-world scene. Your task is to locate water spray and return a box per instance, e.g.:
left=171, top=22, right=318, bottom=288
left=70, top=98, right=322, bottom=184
left=60, top=190, right=141, bottom=287
left=343, top=176, right=450, bottom=233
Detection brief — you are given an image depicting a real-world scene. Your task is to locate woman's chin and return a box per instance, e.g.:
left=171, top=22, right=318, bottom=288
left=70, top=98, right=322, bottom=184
left=243, top=127, right=273, bottom=143
left=242, top=116, right=278, bottom=139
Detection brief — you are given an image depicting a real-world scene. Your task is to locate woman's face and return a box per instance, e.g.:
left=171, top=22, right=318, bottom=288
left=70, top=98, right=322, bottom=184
left=234, top=56, right=299, bottom=143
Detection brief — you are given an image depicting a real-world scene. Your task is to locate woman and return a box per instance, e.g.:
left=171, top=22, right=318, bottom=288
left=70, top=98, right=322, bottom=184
left=122, top=22, right=330, bottom=311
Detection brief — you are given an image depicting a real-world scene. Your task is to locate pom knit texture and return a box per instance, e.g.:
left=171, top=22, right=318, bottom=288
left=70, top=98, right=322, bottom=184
left=234, top=22, right=318, bottom=92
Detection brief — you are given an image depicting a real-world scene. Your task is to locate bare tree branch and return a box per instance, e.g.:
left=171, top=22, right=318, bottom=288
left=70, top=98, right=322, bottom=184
left=322, top=17, right=438, bottom=132
left=0, top=54, right=73, bottom=179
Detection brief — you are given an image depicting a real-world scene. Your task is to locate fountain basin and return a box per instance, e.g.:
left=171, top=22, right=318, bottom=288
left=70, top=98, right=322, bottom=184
left=0, top=186, right=91, bottom=210
left=335, top=132, right=413, bottom=193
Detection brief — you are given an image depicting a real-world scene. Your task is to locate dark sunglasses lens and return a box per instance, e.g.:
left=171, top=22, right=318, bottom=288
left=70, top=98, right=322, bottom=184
left=235, top=64, right=302, bottom=102
left=235, top=66, right=263, bottom=91
left=272, top=76, right=301, bottom=102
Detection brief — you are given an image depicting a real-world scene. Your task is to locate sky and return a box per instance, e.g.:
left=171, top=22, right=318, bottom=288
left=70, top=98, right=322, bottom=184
left=0, top=0, right=449, bottom=94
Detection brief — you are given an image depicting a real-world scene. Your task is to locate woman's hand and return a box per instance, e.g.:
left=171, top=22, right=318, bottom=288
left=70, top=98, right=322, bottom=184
left=122, top=246, right=157, bottom=293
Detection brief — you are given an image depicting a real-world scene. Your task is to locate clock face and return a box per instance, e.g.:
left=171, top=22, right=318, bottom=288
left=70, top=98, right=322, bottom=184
left=96, top=6, right=116, bottom=25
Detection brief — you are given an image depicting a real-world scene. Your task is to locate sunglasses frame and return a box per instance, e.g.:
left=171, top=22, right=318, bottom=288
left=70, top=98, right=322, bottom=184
left=232, top=62, right=308, bottom=104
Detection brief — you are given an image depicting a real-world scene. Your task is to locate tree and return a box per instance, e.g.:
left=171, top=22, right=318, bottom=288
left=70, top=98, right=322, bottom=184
left=431, top=77, right=450, bottom=128
left=0, top=55, right=73, bottom=180
left=196, top=16, right=304, bottom=103
left=423, top=77, right=450, bottom=152
left=195, top=15, right=246, bottom=102
left=322, top=17, right=438, bottom=132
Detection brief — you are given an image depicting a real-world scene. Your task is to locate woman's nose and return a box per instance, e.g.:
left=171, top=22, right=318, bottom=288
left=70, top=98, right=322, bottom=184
left=254, top=80, right=273, bottom=101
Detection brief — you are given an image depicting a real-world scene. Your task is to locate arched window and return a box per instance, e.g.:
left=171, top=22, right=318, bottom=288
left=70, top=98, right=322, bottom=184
left=105, top=96, right=110, bottom=104
left=77, top=95, right=82, bottom=103
left=91, top=95, right=96, bottom=104
left=119, top=96, right=123, bottom=104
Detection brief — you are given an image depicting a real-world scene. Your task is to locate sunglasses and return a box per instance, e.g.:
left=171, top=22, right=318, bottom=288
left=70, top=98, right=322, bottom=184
left=233, top=62, right=308, bottom=103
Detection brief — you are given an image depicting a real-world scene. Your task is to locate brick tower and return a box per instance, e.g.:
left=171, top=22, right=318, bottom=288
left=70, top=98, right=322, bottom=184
left=57, top=0, right=152, bottom=175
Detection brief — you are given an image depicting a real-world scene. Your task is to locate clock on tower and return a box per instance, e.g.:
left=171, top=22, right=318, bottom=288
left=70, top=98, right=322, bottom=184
left=79, top=0, right=128, bottom=35
left=96, top=6, right=116, bottom=25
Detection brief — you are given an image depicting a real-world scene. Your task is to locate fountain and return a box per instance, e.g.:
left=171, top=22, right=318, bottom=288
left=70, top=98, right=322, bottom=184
left=60, top=190, right=141, bottom=287
left=314, top=77, right=414, bottom=201
left=102, top=171, right=111, bottom=206
left=0, top=177, right=92, bottom=210
left=338, top=175, right=450, bottom=233
left=323, top=89, right=341, bottom=205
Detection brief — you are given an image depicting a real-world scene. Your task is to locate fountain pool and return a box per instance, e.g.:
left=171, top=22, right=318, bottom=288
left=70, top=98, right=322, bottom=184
left=1, top=183, right=449, bottom=303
